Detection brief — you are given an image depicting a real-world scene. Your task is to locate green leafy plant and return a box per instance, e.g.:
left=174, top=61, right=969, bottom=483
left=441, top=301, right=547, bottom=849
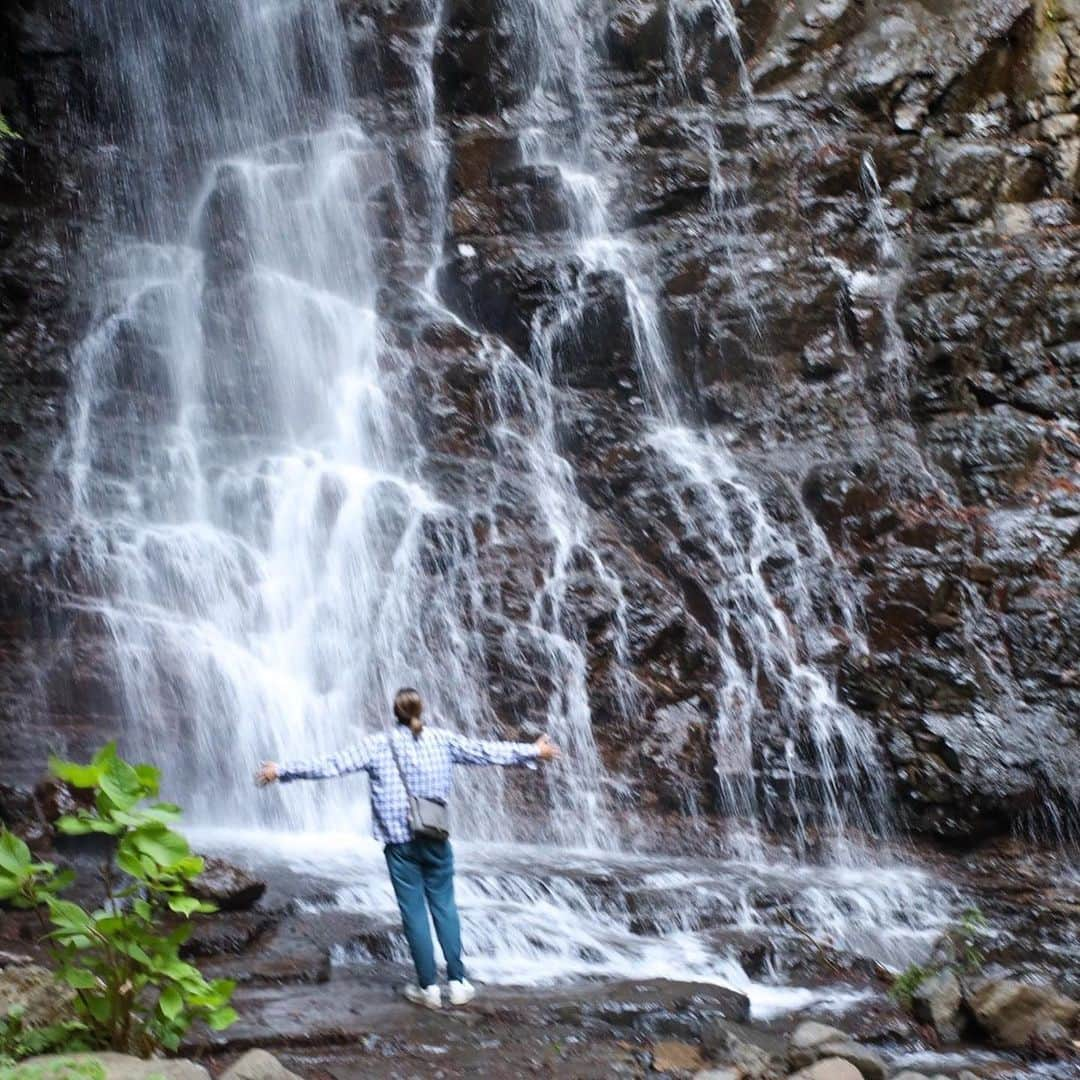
left=952, top=906, right=987, bottom=974
left=0, top=115, right=18, bottom=141
left=889, top=962, right=929, bottom=1008
left=0, top=1005, right=90, bottom=1069
left=1, top=1056, right=106, bottom=1080
left=0, top=745, right=237, bottom=1057
left=889, top=905, right=988, bottom=1009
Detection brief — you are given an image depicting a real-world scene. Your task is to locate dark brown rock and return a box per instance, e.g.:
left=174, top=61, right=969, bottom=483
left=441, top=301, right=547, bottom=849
left=191, top=857, right=268, bottom=912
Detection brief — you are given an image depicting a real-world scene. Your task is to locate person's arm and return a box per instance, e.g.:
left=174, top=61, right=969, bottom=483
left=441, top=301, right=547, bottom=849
left=443, top=731, right=559, bottom=769
left=255, top=739, right=374, bottom=786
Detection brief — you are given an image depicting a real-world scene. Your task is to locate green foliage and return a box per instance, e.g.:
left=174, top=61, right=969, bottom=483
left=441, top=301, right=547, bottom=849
left=0, top=115, right=18, bottom=141
left=0, top=1056, right=106, bottom=1080
left=0, top=1006, right=90, bottom=1070
left=953, top=906, right=987, bottom=974
left=889, top=905, right=988, bottom=1010
left=0, top=745, right=237, bottom=1058
left=889, top=962, right=929, bottom=1008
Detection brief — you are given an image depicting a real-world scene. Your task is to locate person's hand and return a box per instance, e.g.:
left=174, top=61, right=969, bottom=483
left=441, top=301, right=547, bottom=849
left=534, top=735, right=560, bottom=762
left=255, top=761, right=279, bottom=786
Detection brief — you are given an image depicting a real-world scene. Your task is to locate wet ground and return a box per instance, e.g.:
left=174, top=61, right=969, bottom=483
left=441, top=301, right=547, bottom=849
left=172, top=830, right=1079, bottom=1078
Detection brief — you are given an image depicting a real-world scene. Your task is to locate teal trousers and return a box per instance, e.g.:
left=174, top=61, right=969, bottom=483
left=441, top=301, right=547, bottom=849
left=384, top=837, right=465, bottom=988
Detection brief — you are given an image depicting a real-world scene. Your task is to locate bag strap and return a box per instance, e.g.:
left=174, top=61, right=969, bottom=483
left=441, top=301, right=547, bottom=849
left=386, top=727, right=414, bottom=798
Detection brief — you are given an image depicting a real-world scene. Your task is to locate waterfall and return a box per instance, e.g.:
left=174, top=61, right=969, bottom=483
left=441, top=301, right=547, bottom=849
left=509, top=0, right=891, bottom=855
left=61, top=0, right=955, bottom=1000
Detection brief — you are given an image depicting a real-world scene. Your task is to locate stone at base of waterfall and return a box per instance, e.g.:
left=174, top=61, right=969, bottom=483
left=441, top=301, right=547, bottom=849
left=652, top=1040, right=706, bottom=1073
left=0, top=964, right=76, bottom=1028
left=191, top=857, right=267, bottom=911
left=788, top=1059, right=864, bottom=1080
left=911, top=969, right=963, bottom=1042
left=221, top=1049, right=302, bottom=1080
left=787, top=1022, right=885, bottom=1080
left=699, top=1017, right=781, bottom=1077
left=13, top=1054, right=208, bottom=1080
left=967, top=977, right=1080, bottom=1048
left=693, top=1069, right=741, bottom=1080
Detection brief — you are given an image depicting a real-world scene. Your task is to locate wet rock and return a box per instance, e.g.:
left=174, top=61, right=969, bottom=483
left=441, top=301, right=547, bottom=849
left=606, top=0, right=668, bottom=72
left=811, top=1043, right=886, bottom=1080
left=550, top=270, right=638, bottom=390
left=652, top=1039, right=705, bottom=1073
left=699, top=1017, right=781, bottom=1076
left=0, top=783, right=49, bottom=847
left=966, top=977, right=1080, bottom=1049
left=220, top=1049, right=301, bottom=1080
left=191, top=857, right=267, bottom=911
left=912, top=968, right=963, bottom=1042
left=788, top=1021, right=848, bottom=1068
left=787, top=1058, right=863, bottom=1080
left=434, top=0, right=532, bottom=115
left=181, top=911, right=278, bottom=959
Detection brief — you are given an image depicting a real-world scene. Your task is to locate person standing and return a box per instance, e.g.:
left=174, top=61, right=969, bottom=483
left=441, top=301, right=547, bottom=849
left=256, top=687, right=560, bottom=1009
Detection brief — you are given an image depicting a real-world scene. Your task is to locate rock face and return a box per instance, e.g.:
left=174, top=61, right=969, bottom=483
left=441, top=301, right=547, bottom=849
left=0, top=0, right=1078, bottom=847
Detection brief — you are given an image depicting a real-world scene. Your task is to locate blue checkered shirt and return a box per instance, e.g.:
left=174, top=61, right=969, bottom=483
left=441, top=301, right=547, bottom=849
left=278, top=726, right=540, bottom=844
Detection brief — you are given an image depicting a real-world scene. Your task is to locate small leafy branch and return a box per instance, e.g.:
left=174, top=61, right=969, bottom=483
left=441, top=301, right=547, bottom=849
left=0, top=745, right=236, bottom=1058
left=0, top=1004, right=91, bottom=1068
left=0, top=115, right=18, bottom=141
left=890, top=905, right=988, bottom=1007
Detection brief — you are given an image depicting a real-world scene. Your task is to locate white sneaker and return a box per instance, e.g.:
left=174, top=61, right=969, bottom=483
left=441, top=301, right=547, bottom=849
left=403, top=983, right=442, bottom=1009
left=448, top=978, right=476, bottom=1006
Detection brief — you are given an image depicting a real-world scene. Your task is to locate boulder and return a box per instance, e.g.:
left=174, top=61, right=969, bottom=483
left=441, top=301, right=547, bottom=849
left=13, top=1056, right=208, bottom=1080
left=698, top=1016, right=779, bottom=1077
left=911, top=968, right=963, bottom=1041
left=191, top=857, right=267, bottom=911
left=0, top=964, right=75, bottom=1029
left=788, top=1022, right=847, bottom=1068
left=967, top=977, right=1080, bottom=1048
left=220, top=1049, right=302, bottom=1080
left=787, top=1059, right=863, bottom=1080
left=788, top=1019, right=886, bottom=1080
left=812, top=1042, right=886, bottom=1080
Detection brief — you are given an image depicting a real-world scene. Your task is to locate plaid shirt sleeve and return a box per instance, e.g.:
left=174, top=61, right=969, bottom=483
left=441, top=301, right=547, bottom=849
left=278, top=739, right=374, bottom=782
left=442, top=730, right=540, bottom=769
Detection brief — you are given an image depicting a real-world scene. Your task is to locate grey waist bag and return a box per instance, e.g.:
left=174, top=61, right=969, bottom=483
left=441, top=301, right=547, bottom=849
left=388, top=733, right=450, bottom=841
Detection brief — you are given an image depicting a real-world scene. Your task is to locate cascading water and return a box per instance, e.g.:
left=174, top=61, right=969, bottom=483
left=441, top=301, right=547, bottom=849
left=61, top=0, right=956, bottom=1008
left=511, top=0, right=891, bottom=855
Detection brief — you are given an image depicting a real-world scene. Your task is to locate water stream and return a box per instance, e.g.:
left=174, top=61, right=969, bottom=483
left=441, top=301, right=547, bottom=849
left=61, top=0, right=956, bottom=1007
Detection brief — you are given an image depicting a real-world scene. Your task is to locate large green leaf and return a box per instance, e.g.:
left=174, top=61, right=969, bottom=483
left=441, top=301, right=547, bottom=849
left=131, top=825, right=189, bottom=868
left=49, top=754, right=101, bottom=789
left=167, top=896, right=212, bottom=916
left=99, top=756, right=145, bottom=811
left=134, top=764, right=161, bottom=796
left=83, top=994, right=111, bottom=1023
left=207, top=1006, right=238, bottom=1031
left=158, top=986, right=182, bottom=1020
left=0, top=830, right=31, bottom=874
left=115, top=843, right=148, bottom=882
left=45, top=898, right=92, bottom=931
left=60, top=967, right=100, bottom=990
